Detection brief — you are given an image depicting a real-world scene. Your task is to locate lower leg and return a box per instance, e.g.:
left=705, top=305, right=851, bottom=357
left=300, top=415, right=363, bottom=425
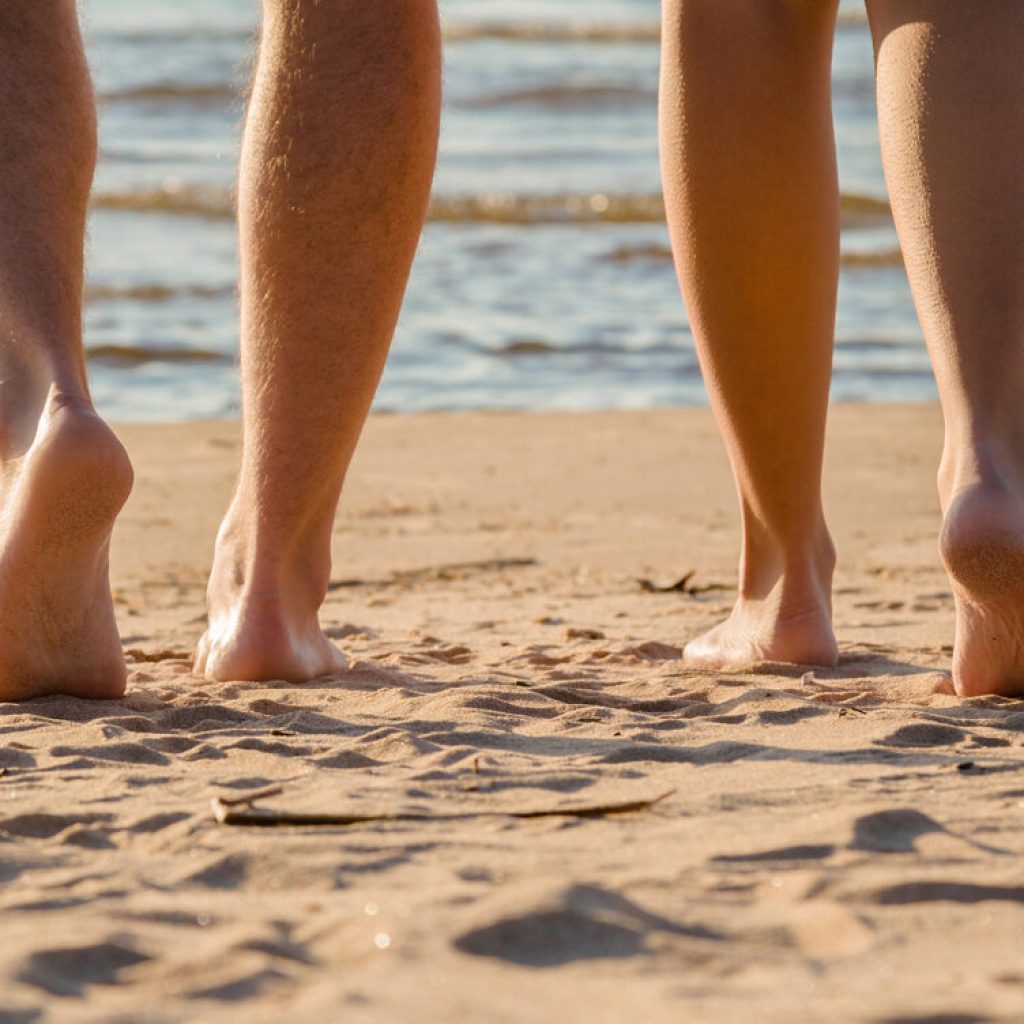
left=660, top=0, right=840, bottom=668
left=0, top=1, right=132, bottom=701
left=196, top=0, right=441, bottom=682
left=868, top=1, right=1024, bottom=695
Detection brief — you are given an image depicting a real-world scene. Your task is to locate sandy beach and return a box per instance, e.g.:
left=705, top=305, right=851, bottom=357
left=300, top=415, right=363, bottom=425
left=2, top=404, right=1022, bottom=1023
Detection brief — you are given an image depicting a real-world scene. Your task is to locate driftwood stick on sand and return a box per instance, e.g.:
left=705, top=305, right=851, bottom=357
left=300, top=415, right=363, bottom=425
left=211, top=788, right=675, bottom=828
left=214, top=784, right=285, bottom=808
left=636, top=571, right=730, bottom=596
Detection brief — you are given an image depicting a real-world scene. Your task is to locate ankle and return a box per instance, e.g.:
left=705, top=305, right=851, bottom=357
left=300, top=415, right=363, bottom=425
left=738, top=520, right=835, bottom=604
left=208, top=509, right=332, bottom=616
left=0, top=351, right=93, bottom=459
left=938, top=428, right=1024, bottom=508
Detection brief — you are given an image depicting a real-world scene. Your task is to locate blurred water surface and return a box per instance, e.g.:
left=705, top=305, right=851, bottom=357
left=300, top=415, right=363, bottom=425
left=80, top=0, right=929, bottom=421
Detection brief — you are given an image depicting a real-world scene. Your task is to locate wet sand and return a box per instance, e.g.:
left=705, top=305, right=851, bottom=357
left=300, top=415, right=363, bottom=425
left=2, top=405, right=1022, bottom=1022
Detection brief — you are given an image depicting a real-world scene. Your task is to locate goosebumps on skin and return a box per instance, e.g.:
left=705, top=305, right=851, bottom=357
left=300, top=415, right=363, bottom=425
left=0, top=1, right=132, bottom=701
left=193, top=0, right=441, bottom=683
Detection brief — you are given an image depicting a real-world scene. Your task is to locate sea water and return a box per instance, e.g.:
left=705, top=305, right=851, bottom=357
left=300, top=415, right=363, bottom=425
left=80, top=0, right=930, bottom=421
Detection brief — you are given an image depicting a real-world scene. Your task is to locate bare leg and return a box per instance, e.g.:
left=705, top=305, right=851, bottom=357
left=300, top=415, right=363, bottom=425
left=195, top=0, right=441, bottom=682
left=660, top=0, right=840, bottom=669
left=867, top=2, right=1024, bottom=695
left=0, top=2, right=132, bottom=701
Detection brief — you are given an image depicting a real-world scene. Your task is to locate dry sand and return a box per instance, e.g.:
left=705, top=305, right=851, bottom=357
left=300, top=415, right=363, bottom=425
left=1, top=405, right=1023, bottom=1023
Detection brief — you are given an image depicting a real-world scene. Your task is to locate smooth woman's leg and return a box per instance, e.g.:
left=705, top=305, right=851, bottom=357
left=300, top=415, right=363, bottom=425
left=660, top=0, right=841, bottom=669
left=195, top=0, right=441, bottom=682
left=0, top=2, right=132, bottom=701
left=867, top=2, right=1024, bottom=695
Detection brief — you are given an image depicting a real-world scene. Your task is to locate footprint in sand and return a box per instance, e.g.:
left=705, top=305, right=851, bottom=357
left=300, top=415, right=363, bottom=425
left=16, top=941, right=150, bottom=998
left=453, top=884, right=721, bottom=967
left=710, top=806, right=1002, bottom=865
left=876, top=723, right=967, bottom=748
left=869, top=882, right=1024, bottom=906
left=848, top=808, right=1009, bottom=857
left=849, top=808, right=947, bottom=853
left=0, top=812, right=113, bottom=841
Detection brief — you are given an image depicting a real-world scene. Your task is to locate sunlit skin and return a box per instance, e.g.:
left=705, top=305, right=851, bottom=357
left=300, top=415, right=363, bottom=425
left=0, top=2, right=133, bottom=700
left=660, top=1, right=842, bottom=673
left=870, top=2, right=1024, bottom=697
left=194, top=0, right=441, bottom=682
left=662, top=0, right=1024, bottom=695
left=0, top=0, right=439, bottom=698
left=3, top=1, right=1021, bottom=699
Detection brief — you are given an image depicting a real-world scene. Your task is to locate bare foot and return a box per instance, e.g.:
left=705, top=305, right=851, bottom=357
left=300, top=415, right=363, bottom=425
left=194, top=519, right=347, bottom=683
left=684, top=542, right=837, bottom=670
left=0, top=397, right=133, bottom=701
left=940, top=479, right=1024, bottom=696
left=684, top=597, right=838, bottom=670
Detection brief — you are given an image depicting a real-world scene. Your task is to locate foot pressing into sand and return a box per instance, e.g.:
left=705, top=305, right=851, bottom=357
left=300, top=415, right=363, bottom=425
left=194, top=514, right=347, bottom=683
left=684, top=535, right=838, bottom=670
left=191, top=4, right=439, bottom=681
left=940, top=473, right=1024, bottom=696
left=0, top=4, right=134, bottom=701
left=0, top=395, right=133, bottom=701
left=862, top=6, right=1024, bottom=694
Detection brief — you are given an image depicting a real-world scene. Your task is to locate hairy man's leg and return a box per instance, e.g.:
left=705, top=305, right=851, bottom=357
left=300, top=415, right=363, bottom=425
left=660, top=0, right=841, bottom=670
left=195, top=0, right=441, bottom=682
left=0, top=1, right=133, bottom=701
left=867, top=2, right=1024, bottom=695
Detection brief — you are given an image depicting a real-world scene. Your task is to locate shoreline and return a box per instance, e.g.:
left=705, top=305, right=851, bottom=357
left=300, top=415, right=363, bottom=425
left=101, top=395, right=942, bottom=429
left=111, top=401, right=948, bottom=603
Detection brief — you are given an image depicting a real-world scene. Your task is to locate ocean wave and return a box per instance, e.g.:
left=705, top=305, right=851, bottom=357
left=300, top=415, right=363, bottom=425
left=463, top=84, right=654, bottom=111
left=842, top=248, right=903, bottom=268
left=602, top=244, right=674, bottom=264
left=86, top=344, right=232, bottom=366
left=836, top=10, right=870, bottom=28
left=449, top=10, right=864, bottom=42
left=494, top=335, right=919, bottom=360
left=94, top=21, right=662, bottom=46
left=429, top=192, right=666, bottom=224
left=432, top=192, right=893, bottom=227
left=92, top=185, right=894, bottom=229
left=91, top=27, right=253, bottom=45
left=92, top=12, right=865, bottom=51
left=100, top=83, right=237, bottom=106
left=86, top=283, right=235, bottom=303
left=92, top=186, right=235, bottom=220
left=492, top=339, right=685, bottom=358
left=835, top=337, right=920, bottom=352
left=838, top=193, right=893, bottom=226
left=603, top=244, right=904, bottom=268
left=444, top=21, right=660, bottom=44
left=102, top=79, right=658, bottom=114
left=90, top=187, right=665, bottom=224
left=98, top=79, right=880, bottom=125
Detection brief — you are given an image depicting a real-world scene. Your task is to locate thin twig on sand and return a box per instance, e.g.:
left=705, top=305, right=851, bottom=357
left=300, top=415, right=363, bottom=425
left=211, top=788, right=674, bottom=829
left=214, top=785, right=285, bottom=808
left=637, top=572, right=728, bottom=596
